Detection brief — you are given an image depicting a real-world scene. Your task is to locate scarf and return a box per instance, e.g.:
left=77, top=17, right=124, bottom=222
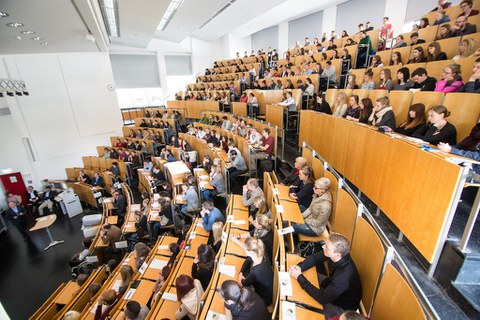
left=369, top=106, right=393, bottom=125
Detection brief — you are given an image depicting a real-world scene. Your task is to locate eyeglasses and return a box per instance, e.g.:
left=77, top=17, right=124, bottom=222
left=442, top=70, right=453, bottom=74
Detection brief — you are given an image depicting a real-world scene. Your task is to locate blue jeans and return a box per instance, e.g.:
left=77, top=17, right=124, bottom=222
left=202, top=189, right=214, bottom=201
left=292, top=222, right=317, bottom=237
left=299, top=204, right=307, bottom=213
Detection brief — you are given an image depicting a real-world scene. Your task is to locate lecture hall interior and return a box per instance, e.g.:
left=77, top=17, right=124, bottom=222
left=0, top=0, right=480, bottom=319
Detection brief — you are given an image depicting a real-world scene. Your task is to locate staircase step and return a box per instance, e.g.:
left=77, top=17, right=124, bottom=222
left=452, top=283, right=480, bottom=313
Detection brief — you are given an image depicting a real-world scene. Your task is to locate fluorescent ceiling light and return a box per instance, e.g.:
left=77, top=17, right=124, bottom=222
left=7, top=22, right=23, bottom=27
left=32, top=37, right=44, bottom=41
left=157, top=0, right=184, bottom=31
left=99, top=0, right=119, bottom=37
left=40, top=42, right=51, bottom=45
left=0, top=12, right=9, bottom=18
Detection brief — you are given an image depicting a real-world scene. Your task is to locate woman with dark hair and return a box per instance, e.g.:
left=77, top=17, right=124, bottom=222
left=133, top=242, right=150, bottom=270
left=343, top=95, right=361, bottom=120
left=395, top=103, right=427, bottom=136
left=438, top=123, right=480, bottom=174
left=220, top=280, right=270, bottom=320
left=435, top=64, right=464, bottom=93
left=341, top=48, right=352, bottom=74
left=357, top=98, right=374, bottom=124
left=393, top=67, right=414, bottom=90
left=427, top=42, right=447, bottom=61
left=289, top=166, right=315, bottom=212
left=313, top=94, right=332, bottom=114
left=412, top=105, right=457, bottom=145
left=191, top=244, right=215, bottom=290
left=408, top=46, right=427, bottom=64
left=120, top=265, right=134, bottom=294
left=175, top=274, right=203, bottom=320
left=151, top=265, right=171, bottom=304
left=419, top=17, right=429, bottom=29
left=390, top=51, right=403, bottom=66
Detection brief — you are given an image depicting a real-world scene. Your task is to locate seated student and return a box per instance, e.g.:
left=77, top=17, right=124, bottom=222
left=461, top=57, right=480, bottom=93
left=345, top=74, right=359, bottom=89
left=337, top=310, right=369, bottom=320
left=431, top=0, right=451, bottom=12
left=127, top=211, right=148, bottom=250
left=410, top=68, right=437, bottom=91
left=392, top=35, right=407, bottom=48
left=231, top=213, right=274, bottom=262
left=435, top=63, right=464, bottom=93
left=278, top=91, right=296, bottom=112
left=448, top=15, right=477, bottom=37
left=438, top=123, right=480, bottom=174
left=242, top=178, right=265, bottom=213
left=250, top=128, right=275, bottom=168
left=248, top=127, right=262, bottom=145
left=251, top=196, right=271, bottom=219
left=151, top=266, right=171, bottom=304
left=91, top=172, right=105, bottom=188
left=289, top=233, right=362, bottom=318
left=94, top=289, right=120, bottom=320
left=292, top=177, right=332, bottom=237
left=77, top=169, right=91, bottom=184
left=209, top=221, right=224, bottom=253
left=202, top=165, right=225, bottom=201
left=452, top=38, right=479, bottom=62
left=313, top=94, right=332, bottom=114
left=408, top=46, right=427, bottom=64
left=237, top=237, right=273, bottom=306
left=409, top=32, right=426, bottom=46
left=122, top=300, right=149, bottom=320
left=377, top=68, right=394, bottom=91
left=221, top=116, right=232, bottom=131
left=345, top=98, right=373, bottom=124
left=180, top=182, right=200, bottom=216
left=246, top=93, right=259, bottom=117
left=289, top=166, right=315, bottom=212
left=360, top=69, right=375, bottom=90
left=369, top=55, right=383, bottom=68
left=228, top=150, right=247, bottom=191
left=356, top=31, right=372, bottom=68
left=393, top=67, right=413, bottom=91
left=200, top=201, right=225, bottom=232
left=390, top=51, right=403, bottom=66
left=282, top=156, right=308, bottom=186
left=113, top=191, right=127, bottom=217
left=458, top=0, right=479, bottom=18
left=100, top=223, right=122, bottom=256
left=6, top=191, right=21, bottom=206
left=395, top=103, right=427, bottom=136
left=342, top=94, right=361, bottom=119
left=151, top=197, right=174, bottom=242
left=369, top=96, right=396, bottom=130
left=412, top=105, right=457, bottom=145
left=321, top=61, right=337, bottom=88
left=120, top=265, right=135, bottom=294
left=175, top=275, right=204, bottom=320
left=219, top=280, right=270, bottom=320
left=191, top=244, right=215, bottom=290
left=332, top=92, right=348, bottom=117
left=152, top=165, right=166, bottom=187
left=434, top=10, right=451, bottom=25
left=133, top=242, right=150, bottom=270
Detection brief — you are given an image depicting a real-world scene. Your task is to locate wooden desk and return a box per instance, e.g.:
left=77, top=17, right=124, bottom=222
left=225, top=229, right=246, bottom=258
left=231, top=194, right=248, bottom=211
left=29, top=214, right=64, bottom=251
left=155, top=235, right=179, bottom=256
left=286, top=254, right=323, bottom=309
left=217, top=254, right=245, bottom=285
left=193, top=219, right=210, bottom=237
left=125, top=280, right=155, bottom=306
left=171, top=256, right=195, bottom=280
left=54, top=281, right=79, bottom=305
left=185, top=236, right=209, bottom=258
left=274, top=184, right=293, bottom=201
left=278, top=199, right=304, bottom=224
left=154, top=286, right=181, bottom=318
left=142, top=256, right=170, bottom=281
left=279, top=301, right=324, bottom=320
left=229, top=208, right=249, bottom=230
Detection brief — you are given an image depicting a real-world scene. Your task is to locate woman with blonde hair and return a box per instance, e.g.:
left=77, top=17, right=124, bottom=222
left=332, top=91, right=348, bottom=117
left=120, top=265, right=134, bottom=294
left=253, top=196, right=271, bottom=218
left=345, top=73, right=358, bottom=89
left=232, top=213, right=274, bottom=262
left=435, top=63, right=463, bottom=93
left=237, top=237, right=273, bottom=306
left=413, top=105, right=456, bottom=145
left=453, top=38, right=480, bottom=61
left=289, top=166, right=315, bottom=212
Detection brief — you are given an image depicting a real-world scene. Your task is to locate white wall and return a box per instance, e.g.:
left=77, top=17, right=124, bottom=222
left=0, top=52, right=123, bottom=193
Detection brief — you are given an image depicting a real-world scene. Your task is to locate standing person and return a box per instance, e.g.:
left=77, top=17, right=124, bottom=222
left=6, top=191, right=22, bottom=205
left=5, top=201, right=30, bottom=242
left=289, top=233, right=362, bottom=318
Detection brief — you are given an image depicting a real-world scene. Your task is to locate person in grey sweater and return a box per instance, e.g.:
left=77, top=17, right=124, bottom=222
left=242, top=178, right=265, bottom=213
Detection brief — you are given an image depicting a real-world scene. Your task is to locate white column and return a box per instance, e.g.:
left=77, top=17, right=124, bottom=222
left=322, top=6, right=337, bottom=37
left=384, top=0, right=409, bottom=36
left=278, top=22, right=289, bottom=56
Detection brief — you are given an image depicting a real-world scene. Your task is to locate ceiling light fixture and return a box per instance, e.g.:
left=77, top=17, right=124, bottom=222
left=99, top=0, right=120, bottom=37
left=0, top=12, right=9, bottom=17
left=32, top=36, right=44, bottom=41
left=40, top=42, right=51, bottom=45
left=21, top=30, right=35, bottom=35
left=7, top=22, right=24, bottom=27
left=157, top=0, right=185, bottom=31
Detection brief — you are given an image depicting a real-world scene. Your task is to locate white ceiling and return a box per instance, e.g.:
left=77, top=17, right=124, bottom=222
left=0, top=0, right=348, bottom=55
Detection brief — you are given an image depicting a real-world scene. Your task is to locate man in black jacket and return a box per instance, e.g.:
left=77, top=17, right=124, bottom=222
left=411, top=68, right=437, bottom=91
left=38, top=185, right=56, bottom=216
left=5, top=201, right=30, bottom=242
left=448, top=15, right=477, bottom=37
left=281, top=156, right=308, bottom=186
left=289, top=233, right=362, bottom=318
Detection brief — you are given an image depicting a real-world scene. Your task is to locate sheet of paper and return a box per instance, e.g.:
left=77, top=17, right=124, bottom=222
left=206, top=310, right=227, bottom=320
left=138, top=262, right=148, bottom=275
left=272, top=188, right=280, bottom=195
left=282, top=301, right=296, bottom=320
left=162, top=292, right=178, bottom=301
left=278, top=226, right=295, bottom=235
left=189, top=231, right=196, bottom=239
left=158, top=245, right=169, bottom=250
left=123, top=288, right=136, bottom=300
left=103, top=198, right=112, bottom=203
left=218, top=264, right=236, bottom=278
left=279, top=272, right=293, bottom=296
left=276, top=204, right=284, bottom=213
left=197, top=222, right=204, bottom=228
left=226, top=215, right=234, bottom=223
left=112, top=279, right=122, bottom=292
left=131, top=204, right=141, bottom=211
left=122, top=258, right=130, bottom=265
left=233, top=220, right=246, bottom=225
left=150, top=259, right=168, bottom=270
left=221, top=231, right=228, bottom=243
left=85, top=256, right=98, bottom=263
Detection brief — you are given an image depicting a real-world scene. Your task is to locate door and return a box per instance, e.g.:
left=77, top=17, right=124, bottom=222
left=0, top=172, right=28, bottom=206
